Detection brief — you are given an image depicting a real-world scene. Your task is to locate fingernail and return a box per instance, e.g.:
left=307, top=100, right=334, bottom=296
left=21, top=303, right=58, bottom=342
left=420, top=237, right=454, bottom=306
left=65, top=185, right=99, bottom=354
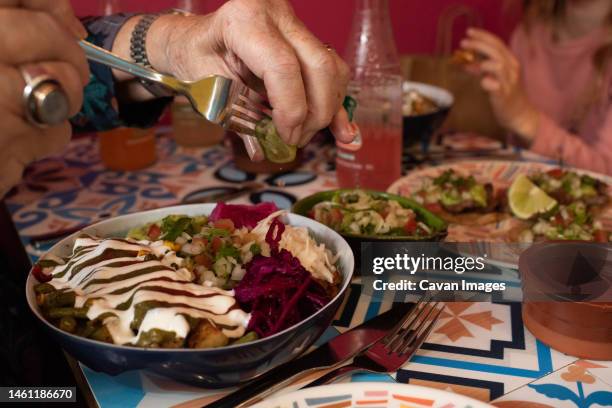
left=75, top=22, right=88, bottom=39
left=345, top=122, right=359, bottom=141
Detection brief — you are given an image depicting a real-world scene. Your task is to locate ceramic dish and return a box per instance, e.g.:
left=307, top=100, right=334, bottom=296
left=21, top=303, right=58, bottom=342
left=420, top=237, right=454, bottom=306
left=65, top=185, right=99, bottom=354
left=252, top=382, right=495, bottom=408
left=403, top=81, right=454, bottom=152
left=388, top=160, right=612, bottom=268
left=26, top=204, right=354, bottom=387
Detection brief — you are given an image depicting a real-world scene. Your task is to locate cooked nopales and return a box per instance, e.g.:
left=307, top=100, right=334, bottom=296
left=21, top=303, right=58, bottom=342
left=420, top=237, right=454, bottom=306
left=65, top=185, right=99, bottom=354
left=412, top=169, right=498, bottom=215
left=33, top=203, right=341, bottom=349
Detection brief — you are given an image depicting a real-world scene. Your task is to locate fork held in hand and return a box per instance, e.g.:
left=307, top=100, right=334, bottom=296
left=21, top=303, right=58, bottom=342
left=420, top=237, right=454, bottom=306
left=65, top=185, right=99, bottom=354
left=79, top=40, right=269, bottom=159
left=305, top=300, right=443, bottom=387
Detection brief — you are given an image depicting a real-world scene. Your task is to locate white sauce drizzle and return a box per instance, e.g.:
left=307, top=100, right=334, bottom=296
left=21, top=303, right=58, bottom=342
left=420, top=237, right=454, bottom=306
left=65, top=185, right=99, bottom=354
left=47, top=236, right=250, bottom=345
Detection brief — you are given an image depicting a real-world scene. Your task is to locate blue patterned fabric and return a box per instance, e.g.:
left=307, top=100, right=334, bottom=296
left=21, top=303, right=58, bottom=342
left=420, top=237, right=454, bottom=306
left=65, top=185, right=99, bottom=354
left=71, top=14, right=172, bottom=132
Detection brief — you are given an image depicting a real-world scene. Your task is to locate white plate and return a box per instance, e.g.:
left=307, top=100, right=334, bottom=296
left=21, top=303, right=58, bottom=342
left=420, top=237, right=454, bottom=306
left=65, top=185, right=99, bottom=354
left=254, top=382, right=494, bottom=408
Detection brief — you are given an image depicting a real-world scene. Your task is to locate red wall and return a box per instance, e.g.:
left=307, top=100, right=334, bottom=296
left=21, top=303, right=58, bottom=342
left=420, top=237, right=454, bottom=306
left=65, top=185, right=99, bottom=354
left=72, top=0, right=521, bottom=55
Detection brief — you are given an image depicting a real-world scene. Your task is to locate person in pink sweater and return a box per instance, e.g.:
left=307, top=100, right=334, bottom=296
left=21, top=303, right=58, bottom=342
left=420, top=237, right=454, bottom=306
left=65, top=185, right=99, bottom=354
left=460, top=0, right=612, bottom=175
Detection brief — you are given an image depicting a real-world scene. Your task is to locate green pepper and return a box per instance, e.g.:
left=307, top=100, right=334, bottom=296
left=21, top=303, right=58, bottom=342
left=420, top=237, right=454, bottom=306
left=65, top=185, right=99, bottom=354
left=34, top=283, right=55, bottom=294
left=59, top=316, right=77, bottom=333
left=136, top=329, right=183, bottom=348
left=90, top=326, right=113, bottom=343
left=48, top=307, right=88, bottom=319
left=130, top=301, right=162, bottom=331
left=41, top=291, right=76, bottom=309
left=233, top=331, right=259, bottom=345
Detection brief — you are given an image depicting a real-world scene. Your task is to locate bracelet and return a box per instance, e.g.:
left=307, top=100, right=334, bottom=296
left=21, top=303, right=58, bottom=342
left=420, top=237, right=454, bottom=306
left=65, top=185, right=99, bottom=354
left=129, top=10, right=189, bottom=97
left=130, top=14, right=159, bottom=68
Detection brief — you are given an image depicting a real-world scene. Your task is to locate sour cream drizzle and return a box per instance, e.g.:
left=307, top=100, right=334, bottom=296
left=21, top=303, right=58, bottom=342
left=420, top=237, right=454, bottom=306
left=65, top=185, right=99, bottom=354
left=48, top=236, right=250, bottom=345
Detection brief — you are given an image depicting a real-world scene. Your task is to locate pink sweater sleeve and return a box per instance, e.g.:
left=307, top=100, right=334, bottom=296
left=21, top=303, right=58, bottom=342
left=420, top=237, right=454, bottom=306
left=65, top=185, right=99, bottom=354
left=530, top=111, right=612, bottom=175
left=510, top=26, right=612, bottom=175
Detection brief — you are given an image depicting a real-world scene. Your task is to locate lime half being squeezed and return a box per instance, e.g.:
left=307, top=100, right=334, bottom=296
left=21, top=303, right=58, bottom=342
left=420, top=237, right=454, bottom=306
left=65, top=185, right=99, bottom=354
left=254, top=118, right=297, bottom=164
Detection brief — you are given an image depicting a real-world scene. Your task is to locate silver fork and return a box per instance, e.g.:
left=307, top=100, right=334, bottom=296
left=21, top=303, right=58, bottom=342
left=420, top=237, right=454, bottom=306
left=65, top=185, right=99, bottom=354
left=304, top=300, right=443, bottom=387
left=79, top=40, right=268, bottom=159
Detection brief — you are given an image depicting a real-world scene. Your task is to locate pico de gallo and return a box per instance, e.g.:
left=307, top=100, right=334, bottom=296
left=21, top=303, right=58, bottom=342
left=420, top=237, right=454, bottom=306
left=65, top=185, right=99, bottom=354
left=412, top=169, right=497, bottom=214
left=529, top=169, right=609, bottom=207
left=310, top=190, right=433, bottom=237
left=519, top=201, right=611, bottom=243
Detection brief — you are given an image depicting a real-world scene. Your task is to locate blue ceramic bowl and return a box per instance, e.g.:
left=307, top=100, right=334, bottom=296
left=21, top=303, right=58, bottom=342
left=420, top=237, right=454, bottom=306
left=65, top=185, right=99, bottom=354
left=26, top=204, right=354, bottom=387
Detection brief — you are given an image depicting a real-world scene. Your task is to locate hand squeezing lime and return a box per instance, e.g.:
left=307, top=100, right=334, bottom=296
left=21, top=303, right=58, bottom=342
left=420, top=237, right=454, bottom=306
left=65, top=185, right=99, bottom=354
left=254, top=118, right=297, bottom=164
left=254, top=96, right=357, bottom=164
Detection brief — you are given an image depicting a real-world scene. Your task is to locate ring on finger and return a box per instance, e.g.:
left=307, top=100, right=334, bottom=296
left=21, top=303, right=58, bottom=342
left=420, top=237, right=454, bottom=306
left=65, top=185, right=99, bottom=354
left=21, top=65, right=70, bottom=128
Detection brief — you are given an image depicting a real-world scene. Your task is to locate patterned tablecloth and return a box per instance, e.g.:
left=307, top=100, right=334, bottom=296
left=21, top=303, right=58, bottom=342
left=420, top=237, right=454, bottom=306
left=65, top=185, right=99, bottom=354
left=6, top=129, right=612, bottom=408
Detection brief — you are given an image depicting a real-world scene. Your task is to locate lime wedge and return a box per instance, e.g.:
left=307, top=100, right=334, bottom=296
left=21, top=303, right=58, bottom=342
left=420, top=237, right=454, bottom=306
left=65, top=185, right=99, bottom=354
left=508, top=174, right=557, bottom=219
left=254, top=118, right=297, bottom=164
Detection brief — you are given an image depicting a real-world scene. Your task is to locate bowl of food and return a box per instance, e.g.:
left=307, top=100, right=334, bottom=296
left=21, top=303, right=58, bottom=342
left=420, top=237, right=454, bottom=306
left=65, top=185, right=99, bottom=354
left=402, top=81, right=454, bottom=151
left=292, top=189, right=447, bottom=267
left=26, top=202, right=354, bottom=387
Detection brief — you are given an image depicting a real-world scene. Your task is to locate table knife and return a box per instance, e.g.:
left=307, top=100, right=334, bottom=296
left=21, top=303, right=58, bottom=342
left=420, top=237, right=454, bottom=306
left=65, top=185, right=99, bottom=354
left=206, top=302, right=415, bottom=408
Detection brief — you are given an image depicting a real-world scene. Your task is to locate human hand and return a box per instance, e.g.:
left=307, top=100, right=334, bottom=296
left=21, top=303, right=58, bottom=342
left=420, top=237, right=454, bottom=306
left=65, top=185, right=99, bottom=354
left=147, top=0, right=356, bottom=149
left=0, top=0, right=89, bottom=196
left=460, top=28, right=540, bottom=141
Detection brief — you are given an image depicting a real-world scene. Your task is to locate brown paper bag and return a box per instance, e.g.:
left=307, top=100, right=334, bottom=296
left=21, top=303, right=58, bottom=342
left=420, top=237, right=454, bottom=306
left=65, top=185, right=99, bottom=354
left=400, top=4, right=506, bottom=140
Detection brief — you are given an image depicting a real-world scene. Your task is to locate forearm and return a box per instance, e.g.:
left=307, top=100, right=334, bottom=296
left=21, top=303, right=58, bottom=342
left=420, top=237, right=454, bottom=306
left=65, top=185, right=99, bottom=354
left=530, top=113, right=612, bottom=175
left=110, top=14, right=179, bottom=101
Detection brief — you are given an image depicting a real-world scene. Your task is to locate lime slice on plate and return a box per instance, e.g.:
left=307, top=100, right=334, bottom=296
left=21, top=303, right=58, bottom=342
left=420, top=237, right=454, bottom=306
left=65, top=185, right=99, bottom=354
left=255, top=118, right=297, bottom=164
left=508, top=174, right=557, bottom=219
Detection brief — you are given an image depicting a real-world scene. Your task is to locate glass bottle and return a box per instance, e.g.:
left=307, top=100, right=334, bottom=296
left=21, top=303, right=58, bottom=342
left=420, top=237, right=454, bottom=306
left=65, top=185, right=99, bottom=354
left=336, top=0, right=403, bottom=191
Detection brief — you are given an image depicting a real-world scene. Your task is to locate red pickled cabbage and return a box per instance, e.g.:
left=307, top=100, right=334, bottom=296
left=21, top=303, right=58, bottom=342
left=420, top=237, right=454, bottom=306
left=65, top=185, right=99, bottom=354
left=209, top=202, right=278, bottom=229
left=234, top=217, right=330, bottom=337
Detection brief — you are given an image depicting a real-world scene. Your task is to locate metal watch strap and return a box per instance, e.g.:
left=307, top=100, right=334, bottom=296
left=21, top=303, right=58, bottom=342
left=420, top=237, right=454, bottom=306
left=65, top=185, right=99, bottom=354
left=129, top=12, right=183, bottom=97
left=130, top=14, right=158, bottom=69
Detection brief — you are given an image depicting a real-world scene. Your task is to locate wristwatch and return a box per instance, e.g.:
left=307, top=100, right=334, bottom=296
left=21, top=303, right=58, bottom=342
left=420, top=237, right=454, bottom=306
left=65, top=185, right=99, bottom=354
left=129, top=9, right=190, bottom=97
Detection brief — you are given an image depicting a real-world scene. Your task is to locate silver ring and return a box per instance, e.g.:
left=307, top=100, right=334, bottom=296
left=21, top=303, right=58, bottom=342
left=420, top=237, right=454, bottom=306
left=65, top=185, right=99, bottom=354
left=21, top=66, right=70, bottom=128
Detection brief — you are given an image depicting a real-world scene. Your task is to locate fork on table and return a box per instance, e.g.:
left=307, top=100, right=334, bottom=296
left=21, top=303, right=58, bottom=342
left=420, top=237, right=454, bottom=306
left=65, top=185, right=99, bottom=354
left=304, top=299, right=443, bottom=387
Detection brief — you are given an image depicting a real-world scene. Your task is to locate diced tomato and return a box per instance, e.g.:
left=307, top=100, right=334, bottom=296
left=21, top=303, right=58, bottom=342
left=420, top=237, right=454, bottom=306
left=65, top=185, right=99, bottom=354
left=213, top=218, right=235, bottom=233
left=192, top=237, right=208, bottom=247
left=551, top=214, right=564, bottom=226
left=307, top=210, right=315, bottom=219
left=31, top=264, right=52, bottom=283
left=329, top=208, right=343, bottom=225
left=594, top=230, right=609, bottom=242
left=194, top=253, right=213, bottom=268
left=425, top=203, right=443, bottom=214
left=547, top=168, right=565, bottom=179
left=211, top=236, right=223, bottom=253
left=404, top=217, right=418, bottom=234
left=147, top=224, right=161, bottom=240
